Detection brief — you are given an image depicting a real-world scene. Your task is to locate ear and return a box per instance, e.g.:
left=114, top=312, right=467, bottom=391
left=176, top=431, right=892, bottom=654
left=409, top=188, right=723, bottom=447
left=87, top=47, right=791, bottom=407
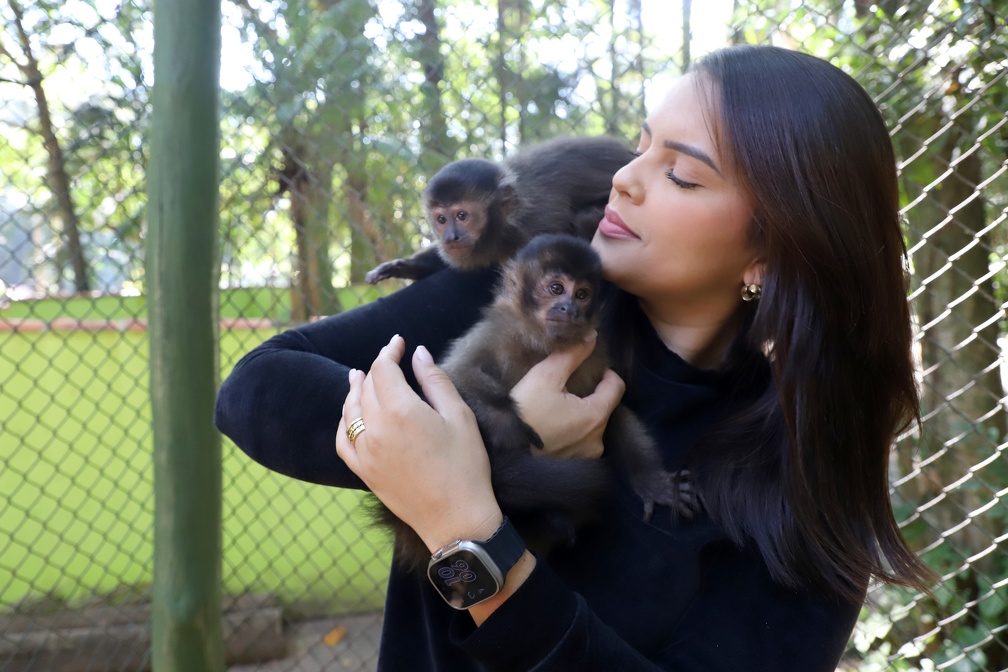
left=742, top=258, right=765, bottom=288
left=495, top=171, right=520, bottom=218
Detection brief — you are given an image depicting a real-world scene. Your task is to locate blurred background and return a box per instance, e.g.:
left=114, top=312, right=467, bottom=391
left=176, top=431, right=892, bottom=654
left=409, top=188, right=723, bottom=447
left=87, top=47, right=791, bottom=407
left=0, top=0, right=1005, bottom=670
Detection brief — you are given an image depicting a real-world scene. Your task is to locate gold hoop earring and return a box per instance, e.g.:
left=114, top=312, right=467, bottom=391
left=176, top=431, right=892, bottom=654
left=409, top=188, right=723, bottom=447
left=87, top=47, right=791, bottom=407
left=741, top=283, right=762, bottom=302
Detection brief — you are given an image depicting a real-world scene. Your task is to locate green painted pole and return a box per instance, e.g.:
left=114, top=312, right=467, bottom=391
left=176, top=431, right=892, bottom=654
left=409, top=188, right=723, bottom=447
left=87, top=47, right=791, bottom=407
left=147, top=0, right=223, bottom=667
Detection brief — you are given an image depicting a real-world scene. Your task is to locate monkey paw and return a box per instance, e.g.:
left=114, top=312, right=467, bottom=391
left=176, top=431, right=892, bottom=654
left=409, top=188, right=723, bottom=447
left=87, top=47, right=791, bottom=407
left=633, top=469, right=704, bottom=523
left=364, top=259, right=405, bottom=284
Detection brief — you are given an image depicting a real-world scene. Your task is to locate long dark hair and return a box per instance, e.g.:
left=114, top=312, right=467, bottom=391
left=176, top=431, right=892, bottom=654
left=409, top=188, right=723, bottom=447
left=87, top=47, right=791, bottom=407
left=610, top=45, right=934, bottom=601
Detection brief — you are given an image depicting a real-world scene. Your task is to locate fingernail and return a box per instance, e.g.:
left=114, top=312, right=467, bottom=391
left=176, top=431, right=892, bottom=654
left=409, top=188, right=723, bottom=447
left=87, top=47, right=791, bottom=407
left=348, top=368, right=357, bottom=382
left=415, top=345, right=433, bottom=364
left=584, top=329, right=598, bottom=343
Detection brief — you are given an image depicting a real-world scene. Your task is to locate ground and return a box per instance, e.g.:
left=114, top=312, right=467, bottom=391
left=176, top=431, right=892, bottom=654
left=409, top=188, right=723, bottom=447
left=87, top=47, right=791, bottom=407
left=228, top=612, right=383, bottom=672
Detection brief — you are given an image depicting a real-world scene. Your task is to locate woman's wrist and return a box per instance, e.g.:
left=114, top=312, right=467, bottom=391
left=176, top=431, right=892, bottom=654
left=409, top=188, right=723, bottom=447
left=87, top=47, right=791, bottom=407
left=422, top=505, right=506, bottom=554
left=467, top=550, right=537, bottom=626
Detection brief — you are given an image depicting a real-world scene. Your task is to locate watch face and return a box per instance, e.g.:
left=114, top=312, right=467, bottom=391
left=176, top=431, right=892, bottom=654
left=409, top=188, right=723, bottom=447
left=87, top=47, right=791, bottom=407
left=428, top=547, right=502, bottom=609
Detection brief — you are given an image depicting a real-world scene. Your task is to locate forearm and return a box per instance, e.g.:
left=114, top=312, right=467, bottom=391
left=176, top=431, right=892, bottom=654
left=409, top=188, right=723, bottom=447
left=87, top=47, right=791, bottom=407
left=453, top=557, right=665, bottom=671
left=214, top=267, right=499, bottom=487
left=452, top=530, right=861, bottom=672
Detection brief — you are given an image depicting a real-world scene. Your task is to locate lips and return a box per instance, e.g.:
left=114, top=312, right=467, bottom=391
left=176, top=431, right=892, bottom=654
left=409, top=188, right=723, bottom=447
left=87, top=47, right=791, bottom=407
left=442, top=241, right=473, bottom=257
left=597, top=206, right=638, bottom=240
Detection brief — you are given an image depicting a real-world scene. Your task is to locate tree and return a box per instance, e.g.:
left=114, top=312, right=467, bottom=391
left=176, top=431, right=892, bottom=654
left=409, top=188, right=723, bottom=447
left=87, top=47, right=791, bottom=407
left=1, top=0, right=90, bottom=292
left=232, top=0, right=384, bottom=319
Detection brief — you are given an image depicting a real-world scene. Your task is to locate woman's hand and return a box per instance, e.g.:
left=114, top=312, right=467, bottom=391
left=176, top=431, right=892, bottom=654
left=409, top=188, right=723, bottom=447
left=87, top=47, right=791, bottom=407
left=336, top=335, right=504, bottom=552
left=510, top=332, right=626, bottom=459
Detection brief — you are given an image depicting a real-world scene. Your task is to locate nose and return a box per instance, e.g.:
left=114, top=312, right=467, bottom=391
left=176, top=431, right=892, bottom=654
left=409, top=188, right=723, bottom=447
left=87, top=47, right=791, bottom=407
left=611, top=156, right=643, bottom=204
left=553, top=300, right=577, bottom=319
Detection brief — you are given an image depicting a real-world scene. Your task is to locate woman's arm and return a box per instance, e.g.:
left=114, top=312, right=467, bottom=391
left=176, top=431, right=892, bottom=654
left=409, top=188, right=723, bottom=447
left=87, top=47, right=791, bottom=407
left=337, top=337, right=861, bottom=671
left=213, top=266, right=499, bottom=488
left=452, top=550, right=860, bottom=672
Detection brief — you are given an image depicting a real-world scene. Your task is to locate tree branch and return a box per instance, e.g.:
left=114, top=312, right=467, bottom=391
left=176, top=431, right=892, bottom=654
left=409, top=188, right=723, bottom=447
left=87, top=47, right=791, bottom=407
left=0, top=74, right=40, bottom=85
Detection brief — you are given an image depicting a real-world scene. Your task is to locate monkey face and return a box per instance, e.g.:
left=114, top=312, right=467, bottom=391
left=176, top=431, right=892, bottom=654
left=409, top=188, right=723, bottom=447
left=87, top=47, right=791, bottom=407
left=429, top=200, right=488, bottom=260
left=535, top=273, right=598, bottom=344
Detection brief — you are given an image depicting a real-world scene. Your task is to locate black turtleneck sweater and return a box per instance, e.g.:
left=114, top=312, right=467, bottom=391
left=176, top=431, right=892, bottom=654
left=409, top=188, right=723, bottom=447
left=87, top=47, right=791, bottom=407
left=214, top=267, right=861, bottom=671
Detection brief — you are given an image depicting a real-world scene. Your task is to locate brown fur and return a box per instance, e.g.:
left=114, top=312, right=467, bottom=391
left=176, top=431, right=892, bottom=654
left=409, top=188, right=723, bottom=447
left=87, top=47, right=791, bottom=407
left=368, top=235, right=698, bottom=572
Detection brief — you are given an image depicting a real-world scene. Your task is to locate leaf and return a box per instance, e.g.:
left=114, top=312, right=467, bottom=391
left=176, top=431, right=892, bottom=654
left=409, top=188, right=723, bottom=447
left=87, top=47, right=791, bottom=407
left=323, top=624, right=348, bottom=646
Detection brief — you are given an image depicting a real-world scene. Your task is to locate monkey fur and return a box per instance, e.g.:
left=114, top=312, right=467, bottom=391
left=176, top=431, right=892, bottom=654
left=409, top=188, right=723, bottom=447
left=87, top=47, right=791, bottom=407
left=364, top=136, right=636, bottom=284
left=368, top=234, right=698, bottom=572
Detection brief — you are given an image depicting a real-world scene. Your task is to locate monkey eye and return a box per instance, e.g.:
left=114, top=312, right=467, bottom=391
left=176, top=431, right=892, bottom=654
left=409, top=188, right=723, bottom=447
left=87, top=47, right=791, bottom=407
left=435, top=214, right=447, bottom=224
left=548, top=283, right=565, bottom=296
left=575, top=288, right=590, bottom=300
left=456, top=210, right=469, bottom=222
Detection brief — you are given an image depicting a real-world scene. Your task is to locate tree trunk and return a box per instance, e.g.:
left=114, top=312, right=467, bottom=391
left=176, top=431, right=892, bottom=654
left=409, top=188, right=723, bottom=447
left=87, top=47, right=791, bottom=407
left=281, top=136, right=312, bottom=322
left=681, top=0, right=692, bottom=73
left=496, top=0, right=529, bottom=147
left=345, top=149, right=382, bottom=285
left=628, top=0, right=647, bottom=123
left=416, top=0, right=454, bottom=170
left=8, top=0, right=90, bottom=292
left=606, top=3, right=619, bottom=136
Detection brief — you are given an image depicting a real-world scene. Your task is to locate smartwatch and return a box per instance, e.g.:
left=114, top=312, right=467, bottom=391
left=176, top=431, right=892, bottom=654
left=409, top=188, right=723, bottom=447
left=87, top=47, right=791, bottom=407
left=427, top=517, right=526, bottom=610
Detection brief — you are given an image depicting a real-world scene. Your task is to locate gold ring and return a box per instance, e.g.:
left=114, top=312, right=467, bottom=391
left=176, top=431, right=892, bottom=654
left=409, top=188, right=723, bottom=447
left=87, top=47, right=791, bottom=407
left=347, top=417, right=366, bottom=444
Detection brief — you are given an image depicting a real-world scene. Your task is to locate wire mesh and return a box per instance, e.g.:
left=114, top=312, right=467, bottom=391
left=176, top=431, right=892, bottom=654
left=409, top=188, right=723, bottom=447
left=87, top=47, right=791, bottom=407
left=0, top=0, right=1005, bottom=670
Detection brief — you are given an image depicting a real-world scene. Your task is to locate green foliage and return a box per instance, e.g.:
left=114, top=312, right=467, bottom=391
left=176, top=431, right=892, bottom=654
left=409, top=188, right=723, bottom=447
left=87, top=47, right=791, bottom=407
left=0, top=0, right=151, bottom=292
left=2, top=1, right=1006, bottom=666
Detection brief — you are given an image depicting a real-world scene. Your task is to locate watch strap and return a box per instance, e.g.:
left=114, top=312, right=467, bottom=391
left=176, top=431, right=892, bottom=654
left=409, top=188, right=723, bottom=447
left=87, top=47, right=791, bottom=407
left=478, top=517, right=525, bottom=575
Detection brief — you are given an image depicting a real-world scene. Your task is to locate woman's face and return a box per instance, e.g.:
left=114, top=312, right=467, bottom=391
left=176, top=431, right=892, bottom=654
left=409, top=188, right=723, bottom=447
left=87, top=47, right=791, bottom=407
left=592, top=73, right=759, bottom=322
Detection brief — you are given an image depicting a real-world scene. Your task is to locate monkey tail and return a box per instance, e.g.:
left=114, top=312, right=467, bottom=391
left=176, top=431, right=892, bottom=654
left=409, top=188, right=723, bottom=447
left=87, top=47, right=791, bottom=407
left=360, top=493, right=433, bottom=573
left=491, top=454, right=613, bottom=517
left=491, top=455, right=614, bottom=552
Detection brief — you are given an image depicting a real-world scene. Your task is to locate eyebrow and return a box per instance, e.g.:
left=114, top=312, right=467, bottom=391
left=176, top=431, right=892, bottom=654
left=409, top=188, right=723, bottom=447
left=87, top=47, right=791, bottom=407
left=641, top=120, right=722, bottom=176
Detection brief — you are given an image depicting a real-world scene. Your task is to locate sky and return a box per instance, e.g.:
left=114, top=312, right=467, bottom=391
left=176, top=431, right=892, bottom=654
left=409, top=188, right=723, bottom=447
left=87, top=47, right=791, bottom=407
left=218, top=0, right=736, bottom=96
left=0, top=0, right=735, bottom=127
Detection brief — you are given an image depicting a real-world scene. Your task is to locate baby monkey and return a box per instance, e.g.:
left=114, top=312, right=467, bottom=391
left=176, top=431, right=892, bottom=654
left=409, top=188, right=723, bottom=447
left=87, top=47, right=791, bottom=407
left=364, top=136, right=635, bottom=284
left=371, top=234, right=699, bottom=571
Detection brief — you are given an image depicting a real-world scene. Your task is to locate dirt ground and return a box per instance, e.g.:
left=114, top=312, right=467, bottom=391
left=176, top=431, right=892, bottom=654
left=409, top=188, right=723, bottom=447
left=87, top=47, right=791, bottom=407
left=228, top=612, right=384, bottom=672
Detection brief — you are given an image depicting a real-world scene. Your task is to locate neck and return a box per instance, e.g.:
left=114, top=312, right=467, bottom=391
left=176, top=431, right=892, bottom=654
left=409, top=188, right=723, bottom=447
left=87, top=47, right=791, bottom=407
left=637, top=297, right=745, bottom=370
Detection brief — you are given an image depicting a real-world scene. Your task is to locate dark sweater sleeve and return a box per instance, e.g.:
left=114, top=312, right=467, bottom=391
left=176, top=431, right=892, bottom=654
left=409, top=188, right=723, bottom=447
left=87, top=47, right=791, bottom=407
left=214, top=266, right=499, bottom=488
left=451, top=543, right=860, bottom=672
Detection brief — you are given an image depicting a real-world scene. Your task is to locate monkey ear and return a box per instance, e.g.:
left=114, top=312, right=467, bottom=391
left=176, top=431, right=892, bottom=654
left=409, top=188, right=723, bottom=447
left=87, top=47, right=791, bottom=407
left=496, top=170, right=520, bottom=218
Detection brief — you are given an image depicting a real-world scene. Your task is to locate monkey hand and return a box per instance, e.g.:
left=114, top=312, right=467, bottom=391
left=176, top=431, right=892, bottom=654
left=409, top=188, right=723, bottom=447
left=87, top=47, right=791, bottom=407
left=364, top=258, right=407, bottom=284
left=336, top=335, right=505, bottom=552
left=633, top=469, right=705, bottom=523
left=365, top=248, right=448, bottom=284
left=511, top=332, right=626, bottom=459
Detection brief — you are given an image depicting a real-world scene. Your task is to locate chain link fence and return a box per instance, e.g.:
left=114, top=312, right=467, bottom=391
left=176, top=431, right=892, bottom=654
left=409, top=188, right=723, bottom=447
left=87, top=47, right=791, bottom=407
left=1, top=0, right=1005, bottom=670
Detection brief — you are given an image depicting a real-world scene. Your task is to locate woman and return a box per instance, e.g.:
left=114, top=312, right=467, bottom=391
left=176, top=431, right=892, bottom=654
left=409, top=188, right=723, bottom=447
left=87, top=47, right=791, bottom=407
left=215, top=45, right=934, bottom=670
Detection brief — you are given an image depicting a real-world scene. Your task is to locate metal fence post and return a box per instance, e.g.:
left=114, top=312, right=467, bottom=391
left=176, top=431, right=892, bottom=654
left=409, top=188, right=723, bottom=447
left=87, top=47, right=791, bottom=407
left=147, top=0, right=224, bottom=668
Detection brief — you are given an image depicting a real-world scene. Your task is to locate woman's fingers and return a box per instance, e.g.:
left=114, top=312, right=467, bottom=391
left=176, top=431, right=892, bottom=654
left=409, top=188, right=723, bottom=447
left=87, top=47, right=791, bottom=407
left=527, top=330, right=597, bottom=390
left=336, top=366, right=367, bottom=469
left=588, top=368, right=627, bottom=417
left=412, top=345, right=470, bottom=419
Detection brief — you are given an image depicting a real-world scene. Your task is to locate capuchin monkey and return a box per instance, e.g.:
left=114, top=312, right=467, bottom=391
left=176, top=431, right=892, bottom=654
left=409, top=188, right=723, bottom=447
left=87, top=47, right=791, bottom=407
left=364, top=136, right=635, bottom=284
left=369, top=234, right=698, bottom=571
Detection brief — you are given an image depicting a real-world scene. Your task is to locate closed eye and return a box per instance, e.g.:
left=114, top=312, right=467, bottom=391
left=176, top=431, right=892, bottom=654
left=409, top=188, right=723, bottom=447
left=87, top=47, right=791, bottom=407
left=666, top=169, right=699, bottom=190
